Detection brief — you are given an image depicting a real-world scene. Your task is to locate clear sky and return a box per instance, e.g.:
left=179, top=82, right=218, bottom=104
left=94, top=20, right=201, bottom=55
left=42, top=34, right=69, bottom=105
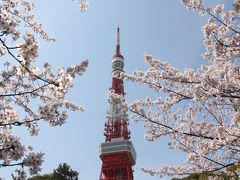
left=0, top=0, right=232, bottom=179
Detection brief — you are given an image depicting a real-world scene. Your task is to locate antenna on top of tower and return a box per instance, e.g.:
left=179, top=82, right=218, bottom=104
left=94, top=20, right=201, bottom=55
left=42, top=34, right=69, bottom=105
left=116, top=25, right=120, bottom=55
left=117, top=25, right=120, bottom=45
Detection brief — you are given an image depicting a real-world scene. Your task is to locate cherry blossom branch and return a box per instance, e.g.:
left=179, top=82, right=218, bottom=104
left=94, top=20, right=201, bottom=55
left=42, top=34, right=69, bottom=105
left=0, top=73, right=15, bottom=86
left=133, top=78, right=193, bottom=100
left=175, top=138, right=226, bottom=167
left=129, top=108, right=216, bottom=140
left=202, top=103, right=222, bottom=125
left=9, top=10, right=55, bottom=41
left=0, top=117, right=43, bottom=127
left=200, top=7, right=240, bottom=34
left=7, top=46, right=21, bottom=50
left=0, top=83, right=49, bottom=97
left=0, top=162, right=24, bottom=167
left=0, top=38, right=59, bottom=87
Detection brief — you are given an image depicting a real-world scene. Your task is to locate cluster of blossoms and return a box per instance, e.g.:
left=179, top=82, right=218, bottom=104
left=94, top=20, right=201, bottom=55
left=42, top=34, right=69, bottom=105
left=1, top=109, right=18, bottom=124
left=23, top=152, right=44, bottom=175
left=72, top=0, right=89, bottom=12
left=107, top=0, right=240, bottom=178
left=19, top=32, right=39, bottom=67
left=108, top=90, right=126, bottom=107
left=0, top=0, right=88, bottom=178
left=0, top=132, right=25, bottom=164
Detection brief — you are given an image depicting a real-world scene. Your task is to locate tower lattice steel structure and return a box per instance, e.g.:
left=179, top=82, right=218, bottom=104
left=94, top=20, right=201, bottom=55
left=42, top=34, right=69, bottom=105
left=99, top=27, right=136, bottom=180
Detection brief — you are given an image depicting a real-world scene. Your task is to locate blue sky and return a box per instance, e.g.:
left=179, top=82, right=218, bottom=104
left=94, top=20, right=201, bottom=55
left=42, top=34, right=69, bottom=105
left=0, top=0, right=232, bottom=179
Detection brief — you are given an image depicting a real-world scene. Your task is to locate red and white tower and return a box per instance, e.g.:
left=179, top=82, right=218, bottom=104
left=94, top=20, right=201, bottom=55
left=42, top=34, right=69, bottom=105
left=99, top=27, right=136, bottom=180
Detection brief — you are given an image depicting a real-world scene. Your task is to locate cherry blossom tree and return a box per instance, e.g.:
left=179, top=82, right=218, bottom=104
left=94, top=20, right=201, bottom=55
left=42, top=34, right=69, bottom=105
left=0, top=0, right=88, bottom=178
left=109, top=0, right=240, bottom=178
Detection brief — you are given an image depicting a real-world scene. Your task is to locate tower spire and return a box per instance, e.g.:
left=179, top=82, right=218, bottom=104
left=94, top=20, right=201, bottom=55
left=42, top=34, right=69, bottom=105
left=116, top=25, right=120, bottom=55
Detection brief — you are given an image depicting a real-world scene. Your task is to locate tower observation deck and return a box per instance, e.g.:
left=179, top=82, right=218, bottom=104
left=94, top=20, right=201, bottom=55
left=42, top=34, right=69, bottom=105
left=99, top=27, right=136, bottom=180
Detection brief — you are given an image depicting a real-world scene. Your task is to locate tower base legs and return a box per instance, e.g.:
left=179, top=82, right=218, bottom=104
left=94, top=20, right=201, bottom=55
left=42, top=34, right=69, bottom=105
left=99, top=153, right=133, bottom=180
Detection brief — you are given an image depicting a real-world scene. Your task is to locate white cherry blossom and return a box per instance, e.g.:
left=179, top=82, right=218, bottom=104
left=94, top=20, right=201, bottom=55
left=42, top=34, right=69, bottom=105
left=109, top=0, right=240, bottom=178
left=0, top=0, right=88, bottom=178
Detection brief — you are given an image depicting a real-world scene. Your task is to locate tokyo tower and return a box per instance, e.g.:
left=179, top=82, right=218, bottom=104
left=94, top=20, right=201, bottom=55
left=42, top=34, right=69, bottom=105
left=99, top=26, right=136, bottom=180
